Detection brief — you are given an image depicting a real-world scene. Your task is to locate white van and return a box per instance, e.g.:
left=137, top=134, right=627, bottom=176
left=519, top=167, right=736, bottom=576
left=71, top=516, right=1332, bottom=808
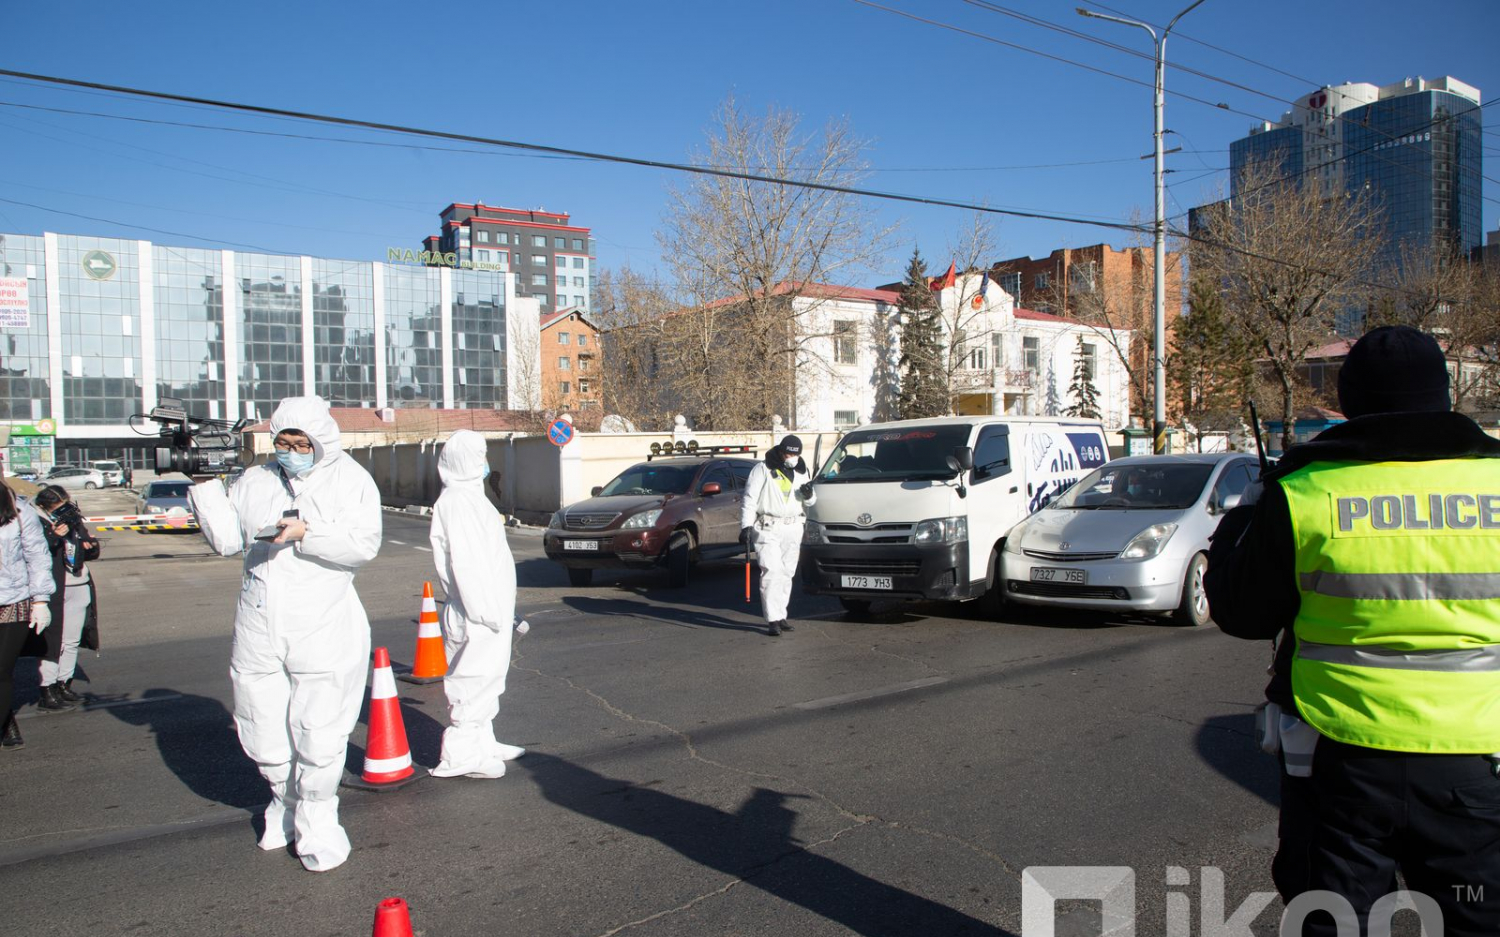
left=801, top=416, right=1109, bottom=615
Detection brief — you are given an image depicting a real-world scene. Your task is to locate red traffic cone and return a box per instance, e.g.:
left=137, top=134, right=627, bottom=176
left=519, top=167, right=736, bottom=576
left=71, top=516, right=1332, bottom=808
left=399, top=582, right=447, bottom=685
left=343, top=648, right=419, bottom=792
left=372, top=897, right=414, bottom=937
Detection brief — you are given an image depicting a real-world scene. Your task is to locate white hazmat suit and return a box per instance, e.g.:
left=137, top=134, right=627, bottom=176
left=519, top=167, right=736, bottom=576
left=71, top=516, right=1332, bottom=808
left=189, top=396, right=381, bottom=872
left=740, top=449, right=816, bottom=628
left=428, top=430, right=523, bottom=779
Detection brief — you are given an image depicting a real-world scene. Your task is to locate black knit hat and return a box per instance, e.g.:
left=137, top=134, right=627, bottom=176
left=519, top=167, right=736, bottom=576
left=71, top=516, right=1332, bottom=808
left=779, top=435, right=803, bottom=455
left=1337, top=325, right=1450, bottom=419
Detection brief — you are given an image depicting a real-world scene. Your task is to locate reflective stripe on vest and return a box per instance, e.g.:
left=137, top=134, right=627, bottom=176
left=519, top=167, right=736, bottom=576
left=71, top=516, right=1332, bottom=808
left=1282, top=457, right=1500, bottom=754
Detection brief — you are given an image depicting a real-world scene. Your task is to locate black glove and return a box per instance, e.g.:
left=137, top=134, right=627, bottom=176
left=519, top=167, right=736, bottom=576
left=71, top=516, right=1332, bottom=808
left=740, top=526, right=754, bottom=545
left=799, top=483, right=814, bottom=498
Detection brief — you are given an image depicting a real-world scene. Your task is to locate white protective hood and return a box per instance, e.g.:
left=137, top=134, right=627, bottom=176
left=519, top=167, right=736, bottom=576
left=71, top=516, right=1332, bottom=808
left=438, top=429, right=488, bottom=489
left=269, top=396, right=343, bottom=470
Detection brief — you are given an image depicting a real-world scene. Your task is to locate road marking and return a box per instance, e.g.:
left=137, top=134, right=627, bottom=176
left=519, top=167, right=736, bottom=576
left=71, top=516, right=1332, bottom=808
left=15, top=693, right=183, bottom=720
left=793, top=676, right=950, bottom=711
left=415, top=546, right=432, bottom=553
left=388, top=539, right=406, bottom=545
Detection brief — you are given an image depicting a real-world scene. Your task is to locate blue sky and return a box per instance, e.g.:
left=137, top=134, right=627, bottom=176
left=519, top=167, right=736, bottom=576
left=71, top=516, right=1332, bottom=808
left=1, top=0, right=1495, bottom=284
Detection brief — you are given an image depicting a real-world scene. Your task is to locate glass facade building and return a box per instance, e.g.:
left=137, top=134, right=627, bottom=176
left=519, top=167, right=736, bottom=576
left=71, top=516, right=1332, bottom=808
left=0, top=231, right=536, bottom=467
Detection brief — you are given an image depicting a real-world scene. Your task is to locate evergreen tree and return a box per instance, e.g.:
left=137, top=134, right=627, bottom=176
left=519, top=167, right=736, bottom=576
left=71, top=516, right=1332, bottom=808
left=1169, top=278, right=1255, bottom=437
left=897, top=247, right=948, bottom=419
left=1064, top=335, right=1102, bottom=419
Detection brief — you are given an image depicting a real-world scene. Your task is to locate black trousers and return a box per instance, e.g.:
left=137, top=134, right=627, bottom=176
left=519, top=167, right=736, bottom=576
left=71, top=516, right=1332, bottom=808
left=1297, top=738, right=1500, bottom=937
left=0, top=620, right=28, bottom=729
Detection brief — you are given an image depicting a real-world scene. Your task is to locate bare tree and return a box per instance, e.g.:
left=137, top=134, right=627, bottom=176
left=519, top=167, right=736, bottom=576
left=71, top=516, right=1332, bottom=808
left=657, top=97, right=894, bottom=429
left=1192, top=159, right=1384, bottom=450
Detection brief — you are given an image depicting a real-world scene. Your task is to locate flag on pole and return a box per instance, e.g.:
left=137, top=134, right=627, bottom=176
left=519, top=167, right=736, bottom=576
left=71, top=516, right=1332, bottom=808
left=929, top=261, right=956, bottom=292
left=978, top=270, right=991, bottom=298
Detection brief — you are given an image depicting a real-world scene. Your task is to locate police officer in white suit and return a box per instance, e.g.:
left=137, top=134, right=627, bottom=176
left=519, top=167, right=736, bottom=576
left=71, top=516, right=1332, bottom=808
left=740, top=435, right=817, bottom=637
left=189, top=396, right=381, bottom=873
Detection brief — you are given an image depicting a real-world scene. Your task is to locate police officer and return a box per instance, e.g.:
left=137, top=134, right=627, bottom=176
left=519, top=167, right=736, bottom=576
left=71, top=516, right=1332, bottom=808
left=1206, top=326, right=1500, bottom=936
left=741, top=435, right=816, bottom=637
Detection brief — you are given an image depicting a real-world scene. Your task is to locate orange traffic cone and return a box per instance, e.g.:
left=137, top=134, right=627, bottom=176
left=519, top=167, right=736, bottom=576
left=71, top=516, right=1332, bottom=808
left=343, top=648, right=419, bottom=792
left=371, top=897, right=414, bottom=937
left=398, top=582, right=447, bottom=685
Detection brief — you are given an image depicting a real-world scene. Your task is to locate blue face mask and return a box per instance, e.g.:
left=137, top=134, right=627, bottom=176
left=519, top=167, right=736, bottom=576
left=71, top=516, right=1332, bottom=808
left=277, top=451, right=316, bottom=477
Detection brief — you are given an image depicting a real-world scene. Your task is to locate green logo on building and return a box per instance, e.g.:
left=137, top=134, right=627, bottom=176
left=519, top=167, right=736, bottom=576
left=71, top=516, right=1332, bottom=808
left=81, top=250, right=117, bottom=281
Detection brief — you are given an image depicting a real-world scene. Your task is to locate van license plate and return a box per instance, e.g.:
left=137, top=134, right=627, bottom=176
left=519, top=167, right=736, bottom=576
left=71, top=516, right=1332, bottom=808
left=563, top=540, right=599, bottom=551
left=841, top=575, right=893, bottom=590
left=1031, top=567, right=1085, bottom=584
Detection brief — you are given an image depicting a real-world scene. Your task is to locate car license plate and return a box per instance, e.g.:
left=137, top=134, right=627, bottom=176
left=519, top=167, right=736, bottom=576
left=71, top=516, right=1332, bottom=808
left=841, top=575, right=893, bottom=590
left=1031, top=567, right=1086, bottom=584
left=563, top=540, right=599, bottom=551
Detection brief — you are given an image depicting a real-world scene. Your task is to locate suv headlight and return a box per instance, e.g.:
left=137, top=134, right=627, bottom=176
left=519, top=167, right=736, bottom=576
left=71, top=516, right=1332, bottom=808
left=621, top=509, right=663, bottom=529
left=803, top=521, right=827, bottom=545
left=547, top=512, right=562, bottom=529
left=912, top=516, right=968, bottom=544
left=1119, top=523, right=1177, bottom=559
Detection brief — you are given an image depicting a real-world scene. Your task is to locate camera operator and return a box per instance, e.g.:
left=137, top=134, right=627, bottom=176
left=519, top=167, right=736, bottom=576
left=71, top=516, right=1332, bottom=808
left=187, top=396, right=381, bottom=873
left=33, top=486, right=100, bottom=712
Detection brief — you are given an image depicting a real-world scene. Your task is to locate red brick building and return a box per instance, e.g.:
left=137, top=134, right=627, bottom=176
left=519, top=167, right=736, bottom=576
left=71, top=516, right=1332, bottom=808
left=540, top=308, right=601, bottom=410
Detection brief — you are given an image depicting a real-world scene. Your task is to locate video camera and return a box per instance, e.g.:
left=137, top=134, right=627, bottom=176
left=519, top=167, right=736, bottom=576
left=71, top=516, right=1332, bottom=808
left=143, top=397, right=252, bottom=475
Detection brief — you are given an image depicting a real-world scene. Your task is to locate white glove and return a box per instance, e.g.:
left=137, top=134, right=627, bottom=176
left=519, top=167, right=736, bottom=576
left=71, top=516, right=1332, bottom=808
left=515, top=617, right=531, bottom=635
left=29, top=602, right=51, bottom=633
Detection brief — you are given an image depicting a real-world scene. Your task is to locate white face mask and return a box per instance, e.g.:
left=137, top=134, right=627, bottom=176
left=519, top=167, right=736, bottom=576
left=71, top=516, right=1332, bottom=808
left=784, top=455, right=799, bottom=467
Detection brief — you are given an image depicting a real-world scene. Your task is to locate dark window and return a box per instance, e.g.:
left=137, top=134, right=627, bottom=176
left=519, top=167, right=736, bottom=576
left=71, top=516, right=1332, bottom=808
left=729, top=461, right=755, bottom=489
left=701, top=466, right=733, bottom=493
left=1212, top=462, right=1255, bottom=507
left=971, top=426, right=1011, bottom=482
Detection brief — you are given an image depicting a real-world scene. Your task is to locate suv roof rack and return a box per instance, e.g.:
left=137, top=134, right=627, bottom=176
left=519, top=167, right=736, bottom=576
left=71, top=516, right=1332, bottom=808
left=646, top=442, right=759, bottom=461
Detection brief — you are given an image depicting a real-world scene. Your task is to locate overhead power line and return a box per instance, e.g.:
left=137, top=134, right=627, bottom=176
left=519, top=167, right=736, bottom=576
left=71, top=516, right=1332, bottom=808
left=0, top=67, right=1152, bottom=235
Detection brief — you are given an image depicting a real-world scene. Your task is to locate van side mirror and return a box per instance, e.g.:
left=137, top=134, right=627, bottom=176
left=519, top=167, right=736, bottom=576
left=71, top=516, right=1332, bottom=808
left=952, top=447, right=974, bottom=471
left=591, top=486, right=603, bottom=497
left=701, top=482, right=722, bottom=496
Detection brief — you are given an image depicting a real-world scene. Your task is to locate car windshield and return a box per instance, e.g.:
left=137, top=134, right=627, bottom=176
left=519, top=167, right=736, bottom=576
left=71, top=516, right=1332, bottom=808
left=817, top=425, right=973, bottom=483
left=1049, top=462, right=1216, bottom=511
left=598, top=463, right=697, bottom=497
left=149, top=482, right=193, bottom=498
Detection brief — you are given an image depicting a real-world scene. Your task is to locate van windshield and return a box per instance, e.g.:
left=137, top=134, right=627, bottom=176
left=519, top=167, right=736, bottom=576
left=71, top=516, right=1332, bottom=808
left=817, top=425, right=972, bottom=483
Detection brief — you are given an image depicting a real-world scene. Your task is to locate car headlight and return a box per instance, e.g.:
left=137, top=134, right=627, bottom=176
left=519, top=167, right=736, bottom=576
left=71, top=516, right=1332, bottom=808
left=621, top=509, right=663, bottom=529
left=547, top=512, right=562, bottom=529
left=912, top=516, right=968, bottom=544
left=803, top=521, right=827, bottom=545
left=1119, top=523, right=1177, bottom=560
left=1003, top=519, right=1029, bottom=554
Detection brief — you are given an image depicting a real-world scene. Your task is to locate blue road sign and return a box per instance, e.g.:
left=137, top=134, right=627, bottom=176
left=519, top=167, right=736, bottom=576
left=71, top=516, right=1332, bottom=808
left=547, top=418, right=575, bottom=447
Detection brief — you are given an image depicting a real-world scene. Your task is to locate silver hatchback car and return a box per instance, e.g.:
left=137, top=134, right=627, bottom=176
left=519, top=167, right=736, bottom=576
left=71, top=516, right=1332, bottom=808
left=1001, top=453, right=1260, bottom=626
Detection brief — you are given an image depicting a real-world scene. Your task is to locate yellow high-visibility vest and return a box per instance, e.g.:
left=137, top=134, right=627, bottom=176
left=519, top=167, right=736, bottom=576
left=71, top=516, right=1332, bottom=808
left=1282, top=458, right=1500, bottom=753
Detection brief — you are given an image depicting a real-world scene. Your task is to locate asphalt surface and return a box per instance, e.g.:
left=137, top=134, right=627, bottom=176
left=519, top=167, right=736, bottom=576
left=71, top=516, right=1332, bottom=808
left=0, top=486, right=1308, bottom=936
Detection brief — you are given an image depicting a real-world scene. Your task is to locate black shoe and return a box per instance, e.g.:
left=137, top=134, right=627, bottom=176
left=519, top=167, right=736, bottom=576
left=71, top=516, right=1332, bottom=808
left=57, top=681, right=84, bottom=703
left=767, top=620, right=782, bottom=637
left=1, top=715, right=22, bottom=749
left=780, top=621, right=795, bottom=632
left=36, top=685, right=75, bottom=713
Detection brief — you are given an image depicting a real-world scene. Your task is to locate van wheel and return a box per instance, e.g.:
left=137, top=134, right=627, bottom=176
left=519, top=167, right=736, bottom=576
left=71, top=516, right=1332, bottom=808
left=567, top=568, right=593, bottom=587
left=667, top=530, right=694, bottom=588
left=1173, top=553, right=1211, bottom=627
left=839, top=597, right=872, bottom=618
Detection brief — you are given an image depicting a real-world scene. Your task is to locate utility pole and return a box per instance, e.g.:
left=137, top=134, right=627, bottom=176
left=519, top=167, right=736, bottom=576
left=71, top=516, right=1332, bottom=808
left=1078, top=0, right=1208, bottom=454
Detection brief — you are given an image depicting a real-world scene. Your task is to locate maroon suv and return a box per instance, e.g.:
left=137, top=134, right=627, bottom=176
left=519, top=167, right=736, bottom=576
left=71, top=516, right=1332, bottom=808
left=544, top=447, right=758, bottom=587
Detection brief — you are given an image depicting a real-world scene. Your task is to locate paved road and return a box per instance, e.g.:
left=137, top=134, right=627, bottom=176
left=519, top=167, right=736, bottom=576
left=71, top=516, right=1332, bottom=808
left=0, top=494, right=1296, bottom=936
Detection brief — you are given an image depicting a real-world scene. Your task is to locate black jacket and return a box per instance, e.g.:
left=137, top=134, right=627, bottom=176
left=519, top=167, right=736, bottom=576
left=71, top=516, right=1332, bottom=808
left=1204, top=411, right=1500, bottom=709
left=39, top=514, right=101, bottom=660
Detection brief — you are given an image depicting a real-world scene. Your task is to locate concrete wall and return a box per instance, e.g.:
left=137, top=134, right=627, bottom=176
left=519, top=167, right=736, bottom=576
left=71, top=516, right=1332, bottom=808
left=350, top=429, right=844, bottom=524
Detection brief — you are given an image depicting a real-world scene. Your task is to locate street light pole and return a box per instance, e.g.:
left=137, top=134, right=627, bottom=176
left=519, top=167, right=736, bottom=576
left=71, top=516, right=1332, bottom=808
left=1078, top=0, right=1207, bottom=454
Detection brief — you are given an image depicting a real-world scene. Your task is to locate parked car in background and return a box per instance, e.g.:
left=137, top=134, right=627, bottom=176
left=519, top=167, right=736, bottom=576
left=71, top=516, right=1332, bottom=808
left=43, top=466, right=107, bottom=491
left=1001, top=453, right=1260, bottom=626
left=135, top=477, right=195, bottom=516
left=544, top=446, right=759, bottom=587
left=91, top=460, right=124, bottom=487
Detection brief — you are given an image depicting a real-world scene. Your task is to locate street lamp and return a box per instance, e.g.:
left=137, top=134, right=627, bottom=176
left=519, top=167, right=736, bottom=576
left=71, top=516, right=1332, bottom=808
left=1078, top=0, right=1208, bottom=454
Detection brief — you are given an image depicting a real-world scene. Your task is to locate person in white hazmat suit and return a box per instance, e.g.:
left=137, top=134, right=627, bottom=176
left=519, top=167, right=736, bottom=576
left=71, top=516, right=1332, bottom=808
left=428, top=430, right=525, bottom=778
left=188, top=396, right=381, bottom=873
left=739, top=435, right=816, bottom=637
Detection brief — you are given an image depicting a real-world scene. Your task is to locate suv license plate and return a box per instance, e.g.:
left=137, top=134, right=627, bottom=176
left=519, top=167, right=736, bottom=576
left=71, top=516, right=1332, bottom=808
left=841, top=575, right=893, bottom=590
left=563, top=540, right=600, bottom=551
left=1031, top=567, right=1086, bottom=584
